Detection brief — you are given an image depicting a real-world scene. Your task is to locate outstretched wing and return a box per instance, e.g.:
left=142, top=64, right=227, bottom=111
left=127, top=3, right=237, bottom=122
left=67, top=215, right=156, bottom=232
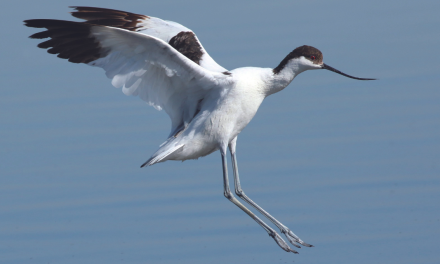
left=69, top=6, right=227, bottom=73
left=24, top=18, right=232, bottom=137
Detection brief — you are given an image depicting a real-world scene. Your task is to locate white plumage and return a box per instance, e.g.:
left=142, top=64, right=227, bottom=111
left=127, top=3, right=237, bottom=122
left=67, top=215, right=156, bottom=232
left=88, top=25, right=230, bottom=140
left=25, top=6, right=374, bottom=253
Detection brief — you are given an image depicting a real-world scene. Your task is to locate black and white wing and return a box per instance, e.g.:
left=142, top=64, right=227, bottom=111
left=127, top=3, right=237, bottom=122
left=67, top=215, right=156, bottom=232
left=69, top=6, right=227, bottom=73
left=24, top=9, right=232, bottom=137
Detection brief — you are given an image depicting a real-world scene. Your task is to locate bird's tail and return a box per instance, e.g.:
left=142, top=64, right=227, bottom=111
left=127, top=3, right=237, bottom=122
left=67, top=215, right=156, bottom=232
left=140, top=140, right=184, bottom=168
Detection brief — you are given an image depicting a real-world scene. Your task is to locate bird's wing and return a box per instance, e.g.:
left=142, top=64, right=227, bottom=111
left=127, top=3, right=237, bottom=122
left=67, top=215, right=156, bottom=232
left=24, top=19, right=232, bottom=137
left=69, top=6, right=227, bottom=73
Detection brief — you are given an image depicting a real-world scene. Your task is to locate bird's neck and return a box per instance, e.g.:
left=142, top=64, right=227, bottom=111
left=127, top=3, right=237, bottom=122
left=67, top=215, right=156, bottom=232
left=265, top=59, right=306, bottom=97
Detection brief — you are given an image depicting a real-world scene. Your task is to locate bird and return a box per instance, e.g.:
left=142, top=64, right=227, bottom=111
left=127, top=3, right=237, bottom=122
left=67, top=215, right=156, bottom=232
left=24, top=6, right=375, bottom=253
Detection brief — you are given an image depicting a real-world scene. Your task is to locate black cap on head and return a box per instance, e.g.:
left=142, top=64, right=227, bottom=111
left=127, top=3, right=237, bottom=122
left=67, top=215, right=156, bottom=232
left=273, top=45, right=323, bottom=74
left=290, top=45, right=323, bottom=64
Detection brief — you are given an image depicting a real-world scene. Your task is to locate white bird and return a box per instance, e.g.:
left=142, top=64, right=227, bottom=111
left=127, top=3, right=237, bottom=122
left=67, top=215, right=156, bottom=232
left=25, top=6, right=374, bottom=253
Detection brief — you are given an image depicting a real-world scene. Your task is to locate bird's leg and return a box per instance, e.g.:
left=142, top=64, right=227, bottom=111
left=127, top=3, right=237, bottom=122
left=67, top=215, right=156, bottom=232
left=228, top=138, right=313, bottom=248
left=220, top=149, right=298, bottom=253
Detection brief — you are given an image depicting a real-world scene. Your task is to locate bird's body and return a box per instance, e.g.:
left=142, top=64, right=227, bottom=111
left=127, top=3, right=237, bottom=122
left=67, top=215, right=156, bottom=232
left=25, top=6, right=374, bottom=253
left=153, top=67, right=277, bottom=164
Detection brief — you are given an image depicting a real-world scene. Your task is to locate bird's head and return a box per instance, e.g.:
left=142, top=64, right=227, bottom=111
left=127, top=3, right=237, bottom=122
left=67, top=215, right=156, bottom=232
left=274, top=45, right=375, bottom=80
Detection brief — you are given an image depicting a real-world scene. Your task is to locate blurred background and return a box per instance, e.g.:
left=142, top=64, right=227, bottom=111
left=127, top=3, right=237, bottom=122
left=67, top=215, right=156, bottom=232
left=1, top=0, right=439, bottom=263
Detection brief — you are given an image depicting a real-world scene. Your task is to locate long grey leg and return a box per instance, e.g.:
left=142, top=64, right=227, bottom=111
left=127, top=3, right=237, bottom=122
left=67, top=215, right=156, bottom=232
left=220, top=147, right=298, bottom=253
left=228, top=137, right=313, bottom=248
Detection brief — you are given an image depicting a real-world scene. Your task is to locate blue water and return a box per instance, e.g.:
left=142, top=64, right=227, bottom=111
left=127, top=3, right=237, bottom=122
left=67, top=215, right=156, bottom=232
left=1, top=0, right=439, bottom=263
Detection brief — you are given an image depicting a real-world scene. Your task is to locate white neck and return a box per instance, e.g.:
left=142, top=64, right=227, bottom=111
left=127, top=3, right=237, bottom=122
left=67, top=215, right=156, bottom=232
left=265, top=58, right=310, bottom=97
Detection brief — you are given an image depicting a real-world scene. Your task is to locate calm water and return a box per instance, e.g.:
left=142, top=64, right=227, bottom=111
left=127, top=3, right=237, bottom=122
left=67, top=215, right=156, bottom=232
left=1, top=0, right=439, bottom=263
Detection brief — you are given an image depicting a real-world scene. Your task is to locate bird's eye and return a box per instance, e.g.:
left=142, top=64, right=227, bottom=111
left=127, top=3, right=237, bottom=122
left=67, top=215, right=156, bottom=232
left=311, top=56, right=316, bottom=60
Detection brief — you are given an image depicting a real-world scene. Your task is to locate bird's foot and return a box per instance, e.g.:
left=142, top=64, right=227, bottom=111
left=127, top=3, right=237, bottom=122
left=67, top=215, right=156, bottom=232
left=282, top=228, right=313, bottom=248
left=269, top=231, right=299, bottom=253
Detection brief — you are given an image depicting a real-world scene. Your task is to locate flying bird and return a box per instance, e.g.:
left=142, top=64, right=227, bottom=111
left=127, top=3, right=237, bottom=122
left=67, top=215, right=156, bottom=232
left=24, top=6, right=374, bottom=253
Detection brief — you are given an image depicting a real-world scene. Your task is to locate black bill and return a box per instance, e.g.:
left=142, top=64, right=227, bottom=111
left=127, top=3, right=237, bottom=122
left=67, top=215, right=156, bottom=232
left=322, top=63, right=375, bottom=80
